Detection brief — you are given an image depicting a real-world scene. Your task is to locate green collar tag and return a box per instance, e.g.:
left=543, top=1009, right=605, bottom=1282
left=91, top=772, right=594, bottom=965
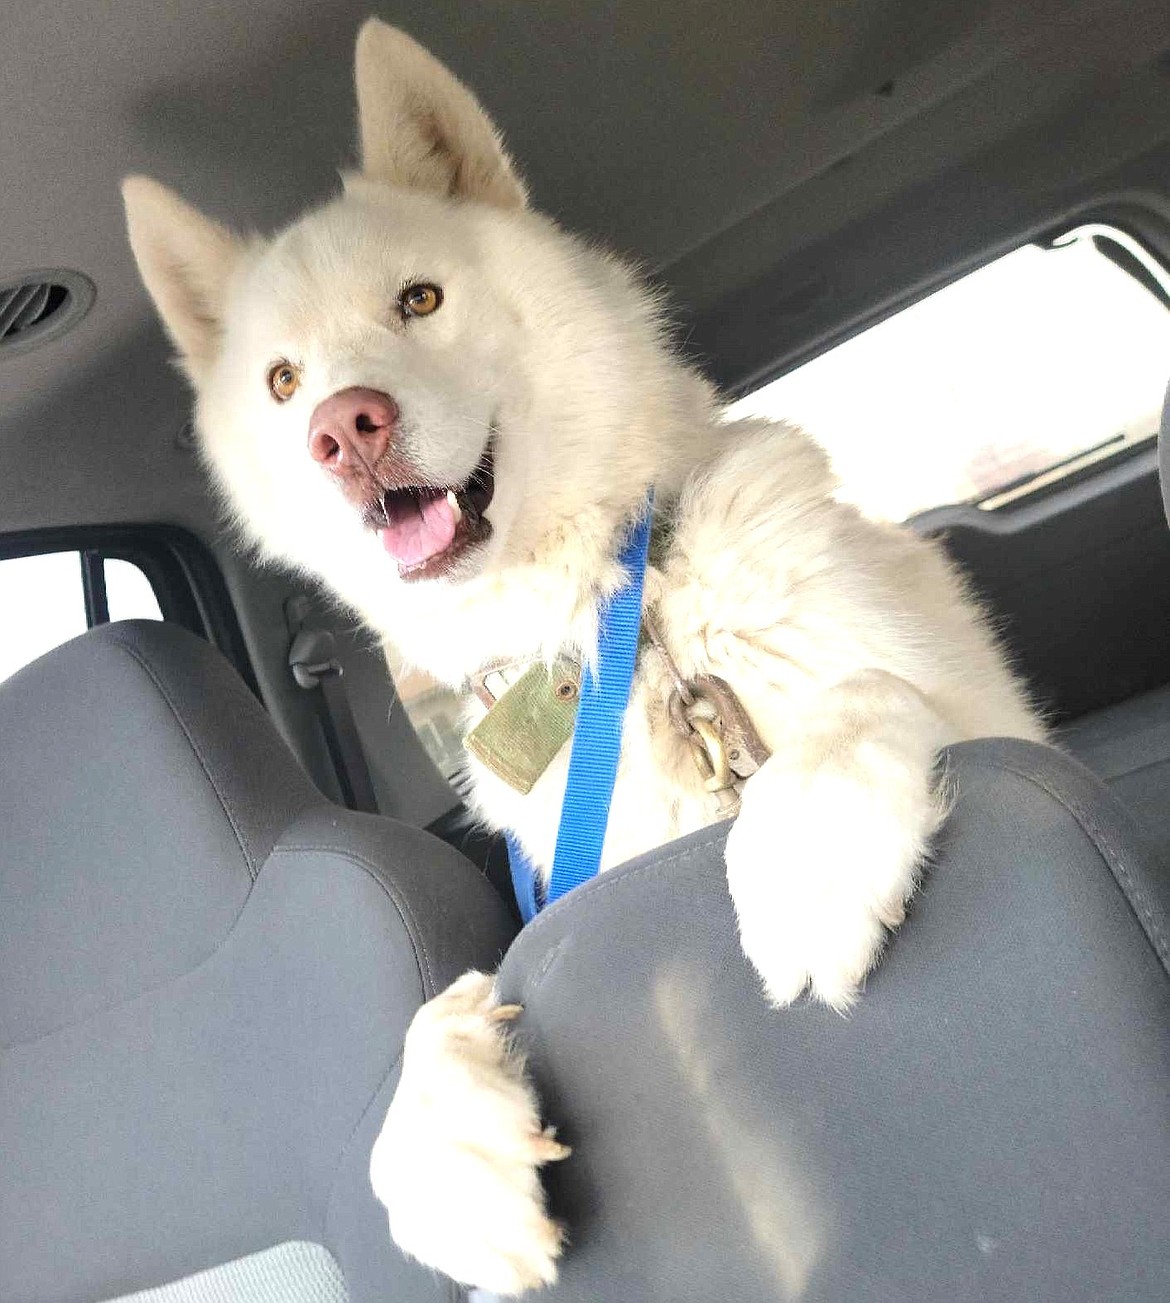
left=464, top=655, right=582, bottom=794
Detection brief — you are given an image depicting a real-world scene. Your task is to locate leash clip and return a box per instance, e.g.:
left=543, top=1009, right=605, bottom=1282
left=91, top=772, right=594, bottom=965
left=684, top=714, right=740, bottom=813
left=667, top=672, right=771, bottom=817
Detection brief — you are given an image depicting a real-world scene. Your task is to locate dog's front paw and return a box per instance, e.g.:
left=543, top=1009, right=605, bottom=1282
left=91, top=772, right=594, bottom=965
left=727, top=813, right=895, bottom=1011
left=371, top=971, right=569, bottom=1296
left=724, top=711, right=944, bottom=1011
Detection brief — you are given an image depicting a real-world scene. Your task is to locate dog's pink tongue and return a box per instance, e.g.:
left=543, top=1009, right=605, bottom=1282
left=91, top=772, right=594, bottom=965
left=380, top=493, right=458, bottom=568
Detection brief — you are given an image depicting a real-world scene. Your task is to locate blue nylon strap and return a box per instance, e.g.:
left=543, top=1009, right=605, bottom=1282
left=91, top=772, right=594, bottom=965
left=548, top=496, right=653, bottom=903
left=505, top=829, right=542, bottom=924
left=503, top=494, right=654, bottom=920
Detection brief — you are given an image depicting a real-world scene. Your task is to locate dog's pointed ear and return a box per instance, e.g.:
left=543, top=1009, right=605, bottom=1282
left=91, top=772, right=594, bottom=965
left=121, top=176, right=245, bottom=381
left=353, top=19, right=528, bottom=210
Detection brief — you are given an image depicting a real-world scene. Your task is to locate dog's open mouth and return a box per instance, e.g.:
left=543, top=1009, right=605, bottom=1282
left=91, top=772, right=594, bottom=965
left=367, top=438, right=495, bottom=582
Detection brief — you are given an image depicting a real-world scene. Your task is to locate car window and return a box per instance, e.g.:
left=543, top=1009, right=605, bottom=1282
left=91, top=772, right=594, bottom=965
left=384, top=645, right=470, bottom=784
left=105, top=557, right=163, bottom=622
left=0, top=550, right=162, bottom=685
left=725, top=224, right=1170, bottom=520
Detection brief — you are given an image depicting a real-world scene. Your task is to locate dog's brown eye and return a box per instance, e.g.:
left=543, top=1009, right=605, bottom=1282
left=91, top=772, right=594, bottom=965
left=399, top=283, right=443, bottom=319
left=268, top=362, right=299, bottom=401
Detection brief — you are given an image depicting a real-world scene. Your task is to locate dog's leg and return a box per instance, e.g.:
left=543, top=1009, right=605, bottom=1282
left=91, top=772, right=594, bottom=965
left=370, top=970, right=568, bottom=1295
left=724, top=669, right=951, bottom=1011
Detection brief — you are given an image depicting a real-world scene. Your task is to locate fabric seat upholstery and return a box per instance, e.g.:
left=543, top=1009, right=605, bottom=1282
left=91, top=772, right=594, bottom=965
left=1056, top=379, right=1170, bottom=848
left=0, top=620, right=517, bottom=1303
left=496, top=738, right=1170, bottom=1302
left=1060, top=380, right=1170, bottom=858
left=1062, top=683, right=1170, bottom=858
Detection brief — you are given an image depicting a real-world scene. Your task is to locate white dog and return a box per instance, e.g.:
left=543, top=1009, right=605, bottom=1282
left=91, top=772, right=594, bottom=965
left=123, top=19, right=1044, bottom=1295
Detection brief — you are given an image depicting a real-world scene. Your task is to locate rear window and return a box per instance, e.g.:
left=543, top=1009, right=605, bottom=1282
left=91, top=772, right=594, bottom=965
left=726, top=223, right=1170, bottom=520
left=0, top=550, right=162, bottom=684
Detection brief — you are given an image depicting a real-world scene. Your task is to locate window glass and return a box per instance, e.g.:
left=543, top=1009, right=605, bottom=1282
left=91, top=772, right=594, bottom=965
left=385, top=647, right=469, bottom=782
left=0, top=552, right=89, bottom=683
left=0, top=551, right=162, bottom=685
left=106, top=557, right=163, bottom=621
left=725, top=224, right=1170, bottom=520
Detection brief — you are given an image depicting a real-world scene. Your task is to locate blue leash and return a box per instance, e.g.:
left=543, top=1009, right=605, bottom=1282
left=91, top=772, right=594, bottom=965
left=506, top=495, right=654, bottom=922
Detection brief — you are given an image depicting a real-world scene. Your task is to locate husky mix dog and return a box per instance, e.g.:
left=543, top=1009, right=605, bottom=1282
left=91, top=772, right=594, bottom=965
left=123, top=20, right=1043, bottom=1295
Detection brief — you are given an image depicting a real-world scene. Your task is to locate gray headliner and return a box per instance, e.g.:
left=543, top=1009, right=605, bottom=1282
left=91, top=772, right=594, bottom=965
left=2, top=0, right=1170, bottom=539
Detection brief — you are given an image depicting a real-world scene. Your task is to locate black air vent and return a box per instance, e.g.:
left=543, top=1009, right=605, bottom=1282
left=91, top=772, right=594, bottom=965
left=0, top=270, right=94, bottom=357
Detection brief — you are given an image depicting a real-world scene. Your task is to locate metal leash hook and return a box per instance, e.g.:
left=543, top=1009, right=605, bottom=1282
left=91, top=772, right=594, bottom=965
left=665, top=675, right=769, bottom=815
left=645, top=608, right=773, bottom=817
left=683, top=711, right=740, bottom=813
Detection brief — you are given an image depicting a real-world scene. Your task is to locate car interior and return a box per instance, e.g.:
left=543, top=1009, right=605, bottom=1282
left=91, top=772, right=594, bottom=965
left=2, top=2, right=1168, bottom=1301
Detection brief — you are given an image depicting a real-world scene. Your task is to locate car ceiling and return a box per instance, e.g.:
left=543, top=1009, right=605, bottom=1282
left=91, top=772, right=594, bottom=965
left=2, top=0, right=1170, bottom=540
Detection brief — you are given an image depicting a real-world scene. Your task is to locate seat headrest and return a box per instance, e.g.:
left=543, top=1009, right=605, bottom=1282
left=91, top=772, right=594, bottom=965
left=0, top=620, right=321, bottom=1045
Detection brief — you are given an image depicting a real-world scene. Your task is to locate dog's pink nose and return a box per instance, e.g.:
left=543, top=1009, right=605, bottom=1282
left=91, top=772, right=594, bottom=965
left=308, top=387, right=399, bottom=472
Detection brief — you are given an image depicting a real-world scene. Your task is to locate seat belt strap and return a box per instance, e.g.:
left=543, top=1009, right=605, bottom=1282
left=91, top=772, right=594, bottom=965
left=287, top=617, right=379, bottom=815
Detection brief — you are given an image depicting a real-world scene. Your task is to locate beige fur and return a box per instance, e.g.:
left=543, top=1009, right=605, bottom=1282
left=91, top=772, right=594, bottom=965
left=123, top=18, right=1044, bottom=1294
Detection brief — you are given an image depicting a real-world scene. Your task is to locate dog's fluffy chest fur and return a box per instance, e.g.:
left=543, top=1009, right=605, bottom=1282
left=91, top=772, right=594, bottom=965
left=388, top=416, right=1044, bottom=879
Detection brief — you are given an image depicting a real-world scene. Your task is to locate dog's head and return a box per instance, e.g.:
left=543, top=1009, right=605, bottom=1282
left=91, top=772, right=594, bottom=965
left=123, top=21, right=712, bottom=625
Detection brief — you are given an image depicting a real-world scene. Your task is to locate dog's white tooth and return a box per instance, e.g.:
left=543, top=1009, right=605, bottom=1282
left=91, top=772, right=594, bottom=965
left=446, top=489, right=462, bottom=520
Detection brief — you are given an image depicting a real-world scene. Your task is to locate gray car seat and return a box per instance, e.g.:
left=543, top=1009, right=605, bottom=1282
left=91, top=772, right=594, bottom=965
left=495, top=753, right=1169, bottom=1300
left=486, top=385, right=1170, bottom=1299
left=1063, top=379, right=1170, bottom=850
left=6, top=578, right=1169, bottom=1301
left=0, top=619, right=516, bottom=1303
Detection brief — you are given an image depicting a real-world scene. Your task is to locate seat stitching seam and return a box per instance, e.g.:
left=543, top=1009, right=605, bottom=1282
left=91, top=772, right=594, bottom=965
left=1072, top=752, right=1170, bottom=783
left=529, top=935, right=570, bottom=991
left=986, top=758, right=1168, bottom=955
left=0, top=846, right=430, bottom=1056
left=276, top=844, right=438, bottom=995
left=105, top=632, right=256, bottom=879
left=517, top=842, right=724, bottom=1000
left=0, top=864, right=259, bottom=1055
left=515, top=754, right=1170, bottom=992
left=963, top=754, right=1169, bottom=970
left=509, top=827, right=730, bottom=969
left=321, top=1047, right=405, bottom=1247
